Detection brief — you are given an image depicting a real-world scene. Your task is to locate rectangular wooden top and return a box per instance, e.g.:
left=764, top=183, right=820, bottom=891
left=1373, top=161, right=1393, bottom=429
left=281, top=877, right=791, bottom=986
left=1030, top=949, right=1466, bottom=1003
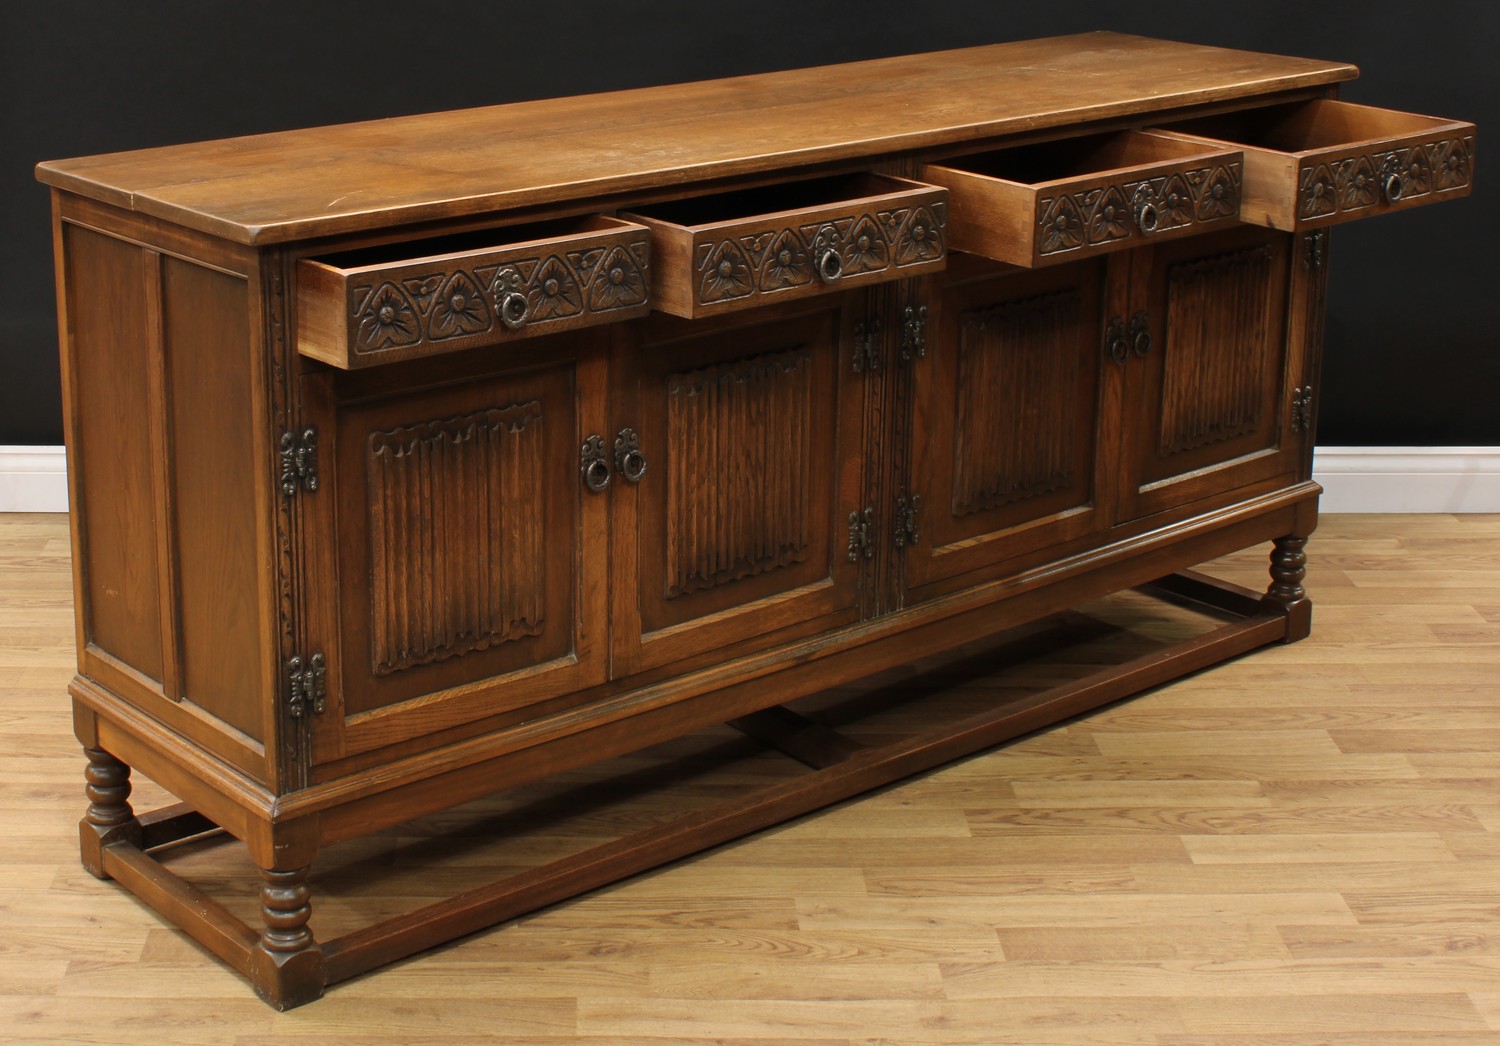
left=36, top=32, right=1357, bottom=246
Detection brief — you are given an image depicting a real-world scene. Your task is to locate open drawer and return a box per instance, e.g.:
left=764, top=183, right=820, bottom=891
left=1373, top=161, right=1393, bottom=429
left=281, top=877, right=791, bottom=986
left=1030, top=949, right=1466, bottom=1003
left=621, top=173, right=947, bottom=318
left=297, top=215, right=651, bottom=368
left=1154, top=99, right=1475, bottom=231
left=921, top=131, right=1243, bottom=268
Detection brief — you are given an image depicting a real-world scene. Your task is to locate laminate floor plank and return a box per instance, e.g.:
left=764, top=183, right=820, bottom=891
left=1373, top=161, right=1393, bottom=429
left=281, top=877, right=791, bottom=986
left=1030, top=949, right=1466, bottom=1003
left=3, top=511, right=1498, bottom=1042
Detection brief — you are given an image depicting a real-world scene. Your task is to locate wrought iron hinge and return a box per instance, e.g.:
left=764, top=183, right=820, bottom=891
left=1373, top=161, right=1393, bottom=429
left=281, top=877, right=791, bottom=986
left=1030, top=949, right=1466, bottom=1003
left=852, top=317, right=882, bottom=374
left=893, top=493, right=922, bottom=548
left=846, top=506, right=875, bottom=562
left=286, top=652, right=326, bottom=719
left=279, top=427, right=319, bottom=496
left=1291, top=385, right=1315, bottom=433
left=1303, top=230, right=1327, bottom=272
left=899, top=304, right=928, bottom=362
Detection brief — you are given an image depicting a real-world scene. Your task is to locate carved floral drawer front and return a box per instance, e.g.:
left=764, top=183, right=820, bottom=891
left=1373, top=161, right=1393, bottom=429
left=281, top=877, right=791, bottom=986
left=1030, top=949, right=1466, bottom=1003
left=296, top=215, right=651, bottom=368
left=1154, top=100, right=1476, bottom=232
left=621, top=174, right=948, bottom=318
left=921, top=131, right=1244, bottom=268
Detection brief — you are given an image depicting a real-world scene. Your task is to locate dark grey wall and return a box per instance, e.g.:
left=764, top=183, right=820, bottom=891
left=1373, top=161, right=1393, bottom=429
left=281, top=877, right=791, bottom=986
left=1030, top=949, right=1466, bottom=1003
left=6, top=1, right=1495, bottom=446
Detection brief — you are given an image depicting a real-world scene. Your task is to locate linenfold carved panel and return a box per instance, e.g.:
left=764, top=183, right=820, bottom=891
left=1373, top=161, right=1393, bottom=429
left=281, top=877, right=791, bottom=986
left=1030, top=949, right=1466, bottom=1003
left=952, top=289, right=1083, bottom=516
left=1158, top=245, right=1274, bottom=456
left=664, top=348, right=814, bottom=597
left=366, top=402, right=545, bottom=674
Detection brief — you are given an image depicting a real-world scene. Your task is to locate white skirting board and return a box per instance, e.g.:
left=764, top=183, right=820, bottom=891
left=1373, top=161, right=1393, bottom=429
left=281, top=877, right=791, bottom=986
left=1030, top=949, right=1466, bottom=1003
left=1, top=445, right=1498, bottom=514
left=0, top=446, right=69, bottom=513
left=1312, top=446, right=1500, bottom=513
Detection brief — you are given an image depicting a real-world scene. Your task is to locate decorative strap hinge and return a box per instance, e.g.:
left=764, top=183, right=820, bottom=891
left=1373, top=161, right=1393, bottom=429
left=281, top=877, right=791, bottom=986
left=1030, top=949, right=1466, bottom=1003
left=846, top=506, right=875, bottom=562
left=852, top=317, right=882, bottom=374
left=279, top=427, right=319, bottom=496
left=1303, top=229, right=1327, bottom=272
left=1291, top=385, right=1315, bottom=433
left=899, top=304, right=928, bottom=362
left=286, top=652, right=327, bottom=719
left=893, top=493, right=922, bottom=548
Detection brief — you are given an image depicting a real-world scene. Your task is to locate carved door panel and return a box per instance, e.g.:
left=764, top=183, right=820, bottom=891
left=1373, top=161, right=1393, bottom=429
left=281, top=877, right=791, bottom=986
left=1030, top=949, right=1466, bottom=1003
left=1116, top=225, right=1300, bottom=521
left=611, top=293, right=868, bottom=677
left=900, top=255, right=1116, bottom=604
left=299, top=335, right=609, bottom=765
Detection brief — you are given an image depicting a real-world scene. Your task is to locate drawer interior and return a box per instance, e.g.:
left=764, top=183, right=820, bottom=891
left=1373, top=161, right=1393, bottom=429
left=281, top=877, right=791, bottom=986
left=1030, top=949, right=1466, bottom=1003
left=309, top=214, right=628, bottom=272
left=1160, top=99, right=1458, bottom=154
left=938, top=130, right=1230, bottom=186
left=627, top=173, right=913, bottom=228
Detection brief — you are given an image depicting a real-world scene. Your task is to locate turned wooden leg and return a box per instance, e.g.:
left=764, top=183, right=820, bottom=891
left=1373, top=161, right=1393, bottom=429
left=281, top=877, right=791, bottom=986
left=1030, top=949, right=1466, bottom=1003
left=248, top=864, right=326, bottom=1010
left=79, top=746, right=140, bottom=878
left=1262, top=533, right=1312, bottom=643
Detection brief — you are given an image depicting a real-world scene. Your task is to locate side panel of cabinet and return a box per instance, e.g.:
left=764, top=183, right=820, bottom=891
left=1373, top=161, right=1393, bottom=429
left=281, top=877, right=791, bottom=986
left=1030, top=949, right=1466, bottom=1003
left=302, top=336, right=609, bottom=763
left=1116, top=226, right=1300, bottom=521
left=58, top=213, right=271, bottom=780
left=900, top=255, right=1116, bottom=603
left=610, top=294, right=867, bottom=676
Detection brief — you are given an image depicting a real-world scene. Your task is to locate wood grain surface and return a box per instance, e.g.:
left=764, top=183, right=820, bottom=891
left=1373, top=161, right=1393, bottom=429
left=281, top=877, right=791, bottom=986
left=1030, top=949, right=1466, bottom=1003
left=33, top=33, right=1356, bottom=244
left=3, top=511, right=1498, bottom=1042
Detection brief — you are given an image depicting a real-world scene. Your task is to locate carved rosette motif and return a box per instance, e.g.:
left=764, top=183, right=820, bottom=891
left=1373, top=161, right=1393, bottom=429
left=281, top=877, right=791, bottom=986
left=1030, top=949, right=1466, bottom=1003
left=367, top=402, right=546, bottom=674
left=348, top=235, right=650, bottom=356
left=664, top=348, right=814, bottom=597
left=1298, top=136, right=1474, bottom=221
left=953, top=289, right=1083, bottom=516
left=1037, top=162, right=1243, bottom=257
left=694, top=202, right=947, bottom=306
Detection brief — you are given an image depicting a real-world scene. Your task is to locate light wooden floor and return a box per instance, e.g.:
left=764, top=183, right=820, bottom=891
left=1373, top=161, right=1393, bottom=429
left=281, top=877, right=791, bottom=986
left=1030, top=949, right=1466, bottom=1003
left=2, top=512, right=1498, bottom=1044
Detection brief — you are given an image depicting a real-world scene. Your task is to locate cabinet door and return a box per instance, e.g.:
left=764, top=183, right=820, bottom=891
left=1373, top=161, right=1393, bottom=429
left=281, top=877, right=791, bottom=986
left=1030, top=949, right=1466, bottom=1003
left=301, top=335, right=609, bottom=764
left=1116, top=225, right=1299, bottom=521
left=901, top=255, right=1114, bottom=603
left=610, top=294, right=868, bottom=676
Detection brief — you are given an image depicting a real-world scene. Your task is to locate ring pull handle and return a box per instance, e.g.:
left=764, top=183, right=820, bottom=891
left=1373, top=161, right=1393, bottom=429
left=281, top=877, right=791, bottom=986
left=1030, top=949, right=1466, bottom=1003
left=613, top=428, right=647, bottom=484
left=1130, top=184, right=1162, bottom=236
left=498, top=290, right=529, bottom=330
left=1382, top=171, right=1405, bottom=204
left=581, top=435, right=611, bottom=493
left=1105, top=316, right=1128, bottom=364
left=816, top=247, right=844, bottom=284
left=1128, top=310, right=1152, bottom=358
left=1134, top=199, right=1161, bottom=236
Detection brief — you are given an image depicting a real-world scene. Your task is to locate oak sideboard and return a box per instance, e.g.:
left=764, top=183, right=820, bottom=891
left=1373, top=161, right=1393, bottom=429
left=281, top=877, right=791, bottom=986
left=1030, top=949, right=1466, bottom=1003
left=37, top=32, right=1474, bottom=1008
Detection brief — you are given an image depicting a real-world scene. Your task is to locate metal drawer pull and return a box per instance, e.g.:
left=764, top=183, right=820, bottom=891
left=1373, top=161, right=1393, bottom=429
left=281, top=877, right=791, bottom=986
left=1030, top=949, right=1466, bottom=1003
left=614, top=428, right=647, bottom=483
left=581, top=435, right=611, bottom=492
left=1134, top=198, right=1161, bottom=234
left=498, top=290, right=529, bottom=330
left=816, top=247, right=844, bottom=284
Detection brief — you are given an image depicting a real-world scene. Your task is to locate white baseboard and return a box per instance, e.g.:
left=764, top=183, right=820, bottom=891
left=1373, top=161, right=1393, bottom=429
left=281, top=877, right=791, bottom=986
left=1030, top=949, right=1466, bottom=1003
left=2, top=445, right=1498, bottom=515
left=1313, top=446, right=1500, bottom=513
left=0, top=446, right=68, bottom=512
